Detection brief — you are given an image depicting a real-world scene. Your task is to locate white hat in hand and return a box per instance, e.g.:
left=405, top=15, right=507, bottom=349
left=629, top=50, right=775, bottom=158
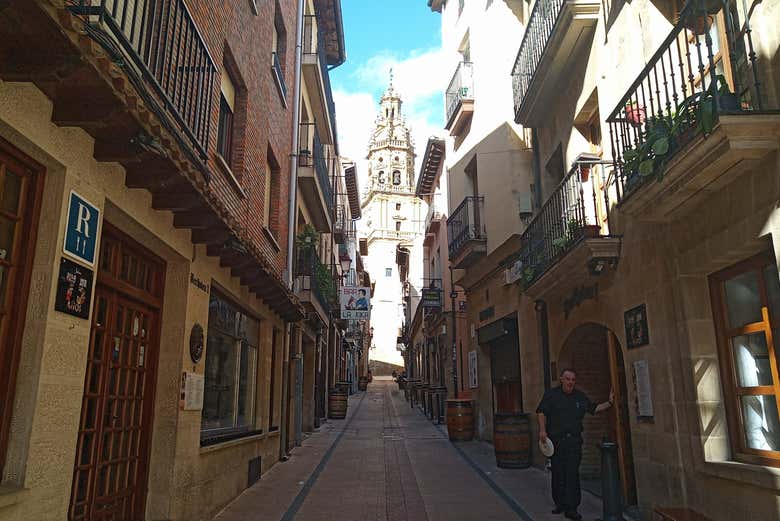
left=539, top=438, right=554, bottom=457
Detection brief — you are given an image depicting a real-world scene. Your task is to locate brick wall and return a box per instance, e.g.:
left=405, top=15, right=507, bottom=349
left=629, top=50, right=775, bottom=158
left=188, top=0, right=296, bottom=276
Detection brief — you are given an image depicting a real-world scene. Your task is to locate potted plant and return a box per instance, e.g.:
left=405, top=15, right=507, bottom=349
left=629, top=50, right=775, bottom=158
left=625, top=101, right=646, bottom=127
left=579, top=163, right=591, bottom=182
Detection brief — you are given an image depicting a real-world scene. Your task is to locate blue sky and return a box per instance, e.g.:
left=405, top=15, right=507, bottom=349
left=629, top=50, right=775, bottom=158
left=330, top=1, right=449, bottom=169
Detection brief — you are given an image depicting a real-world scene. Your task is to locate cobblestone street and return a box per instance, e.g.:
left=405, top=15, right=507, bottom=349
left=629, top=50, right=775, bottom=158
left=213, top=378, right=602, bottom=521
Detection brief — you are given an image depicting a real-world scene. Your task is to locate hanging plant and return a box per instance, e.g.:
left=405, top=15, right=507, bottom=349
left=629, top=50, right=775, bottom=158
left=296, top=224, right=319, bottom=252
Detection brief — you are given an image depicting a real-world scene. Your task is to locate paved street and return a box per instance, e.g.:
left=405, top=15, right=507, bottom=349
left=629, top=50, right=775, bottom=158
left=213, top=378, right=602, bottom=521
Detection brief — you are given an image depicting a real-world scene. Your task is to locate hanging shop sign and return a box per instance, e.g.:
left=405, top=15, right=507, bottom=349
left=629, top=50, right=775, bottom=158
left=54, top=257, right=94, bottom=319
left=340, top=286, right=370, bottom=320
left=421, top=287, right=442, bottom=309
left=63, top=191, right=101, bottom=267
left=624, top=303, right=650, bottom=349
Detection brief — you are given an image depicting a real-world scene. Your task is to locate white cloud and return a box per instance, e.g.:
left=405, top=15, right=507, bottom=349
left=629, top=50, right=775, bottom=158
left=334, top=47, right=453, bottom=189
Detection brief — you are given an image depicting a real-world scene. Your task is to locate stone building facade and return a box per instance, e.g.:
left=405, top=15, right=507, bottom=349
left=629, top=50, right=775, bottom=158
left=429, top=0, right=780, bottom=518
left=0, top=1, right=350, bottom=520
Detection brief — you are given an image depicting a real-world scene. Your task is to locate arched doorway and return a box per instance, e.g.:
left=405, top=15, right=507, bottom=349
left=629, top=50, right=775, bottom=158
left=558, top=323, right=637, bottom=506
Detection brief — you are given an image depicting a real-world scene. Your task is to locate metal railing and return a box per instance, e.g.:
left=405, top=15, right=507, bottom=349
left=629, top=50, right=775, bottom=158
left=299, top=122, right=334, bottom=215
left=303, top=15, right=338, bottom=142
left=425, top=199, right=444, bottom=233
left=515, top=165, right=605, bottom=288
left=607, top=0, right=769, bottom=203
left=68, top=0, right=216, bottom=160
left=296, top=249, right=334, bottom=313
left=445, top=62, right=474, bottom=127
left=271, top=51, right=287, bottom=99
left=511, top=0, right=566, bottom=120
left=447, top=196, right=486, bottom=260
left=334, top=204, right=348, bottom=237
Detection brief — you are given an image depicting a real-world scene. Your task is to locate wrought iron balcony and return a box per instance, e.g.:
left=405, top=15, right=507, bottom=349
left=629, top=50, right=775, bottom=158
left=445, top=62, right=474, bottom=134
left=299, top=122, right=334, bottom=231
left=511, top=0, right=599, bottom=126
left=447, top=196, right=486, bottom=266
left=296, top=248, right=335, bottom=316
left=606, top=0, right=780, bottom=221
left=513, top=164, right=620, bottom=296
left=68, top=0, right=216, bottom=159
left=334, top=204, right=348, bottom=243
left=303, top=14, right=338, bottom=144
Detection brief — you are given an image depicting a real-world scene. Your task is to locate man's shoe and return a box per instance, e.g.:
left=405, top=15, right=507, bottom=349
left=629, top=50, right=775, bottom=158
left=551, top=506, right=565, bottom=514
left=564, top=512, right=582, bottom=521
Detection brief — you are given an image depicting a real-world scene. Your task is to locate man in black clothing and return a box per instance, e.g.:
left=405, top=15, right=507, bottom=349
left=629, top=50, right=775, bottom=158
left=536, top=368, right=613, bottom=521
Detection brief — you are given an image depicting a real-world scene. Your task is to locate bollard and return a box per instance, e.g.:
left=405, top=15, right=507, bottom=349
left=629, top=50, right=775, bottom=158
left=596, top=441, right=625, bottom=521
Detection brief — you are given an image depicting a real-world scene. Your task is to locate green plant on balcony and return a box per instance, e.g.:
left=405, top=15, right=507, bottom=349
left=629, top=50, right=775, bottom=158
left=313, top=260, right=337, bottom=302
left=622, top=75, right=736, bottom=186
left=296, top=223, right=319, bottom=251
left=551, top=218, right=582, bottom=255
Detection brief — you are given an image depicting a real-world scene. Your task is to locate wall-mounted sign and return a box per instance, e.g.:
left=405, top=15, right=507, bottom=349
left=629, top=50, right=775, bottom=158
left=189, top=323, right=204, bottom=363
left=633, top=360, right=654, bottom=421
left=180, top=371, right=205, bottom=411
left=340, top=286, right=370, bottom=320
left=421, top=288, right=442, bottom=309
left=625, top=303, right=650, bottom=349
left=190, top=273, right=209, bottom=293
left=468, top=350, right=478, bottom=389
left=63, top=191, right=101, bottom=267
left=505, top=260, right=523, bottom=285
left=54, top=257, right=93, bottom=319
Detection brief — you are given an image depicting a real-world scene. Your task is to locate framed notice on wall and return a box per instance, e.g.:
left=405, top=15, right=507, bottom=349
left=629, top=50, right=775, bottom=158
left=54, top=257, right=93, bottom=319
left=632, top=360, right=654, bottom=422
left=468, top=350, right=478, bottom=389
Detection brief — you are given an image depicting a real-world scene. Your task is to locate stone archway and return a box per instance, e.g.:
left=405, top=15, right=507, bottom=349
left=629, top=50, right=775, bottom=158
left=558, top=322, right=637, bottom=505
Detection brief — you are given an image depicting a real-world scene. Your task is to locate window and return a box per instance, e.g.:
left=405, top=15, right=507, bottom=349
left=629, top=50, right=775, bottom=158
left=377, top=171, right=385, bottom=184
left=392, top=170, right=401, bottom=185
left=395, top=203, right=401, bottom=211
left=386, top=268, right=392, bottom=277
left=202, top=291, right=259, bottom=441
left=264, top=146, right=281, bottom=239
left=217, top=73, right=236, bottom=166
left=268, top=329, right=279, bottom=430
left=710, top=252, right=780, bottom=465
left=271, top=2, right=288, bottom=103
left=395, top=221, right=401, bottom=231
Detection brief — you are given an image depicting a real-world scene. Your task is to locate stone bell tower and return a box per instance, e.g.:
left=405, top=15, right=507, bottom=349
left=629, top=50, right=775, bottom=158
left=361, top=75, right=425, bottom=367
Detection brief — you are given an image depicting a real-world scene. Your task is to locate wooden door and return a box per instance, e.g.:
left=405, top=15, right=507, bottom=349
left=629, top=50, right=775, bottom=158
left=606, top=330, right=637, bottom=505
left=69, top=225, right=164, bottom=521
left=0, top=139, right=44, bottom=475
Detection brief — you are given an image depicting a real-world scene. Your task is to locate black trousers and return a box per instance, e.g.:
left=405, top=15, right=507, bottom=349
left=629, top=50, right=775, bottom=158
left=550, top=435, right=583, bottom=511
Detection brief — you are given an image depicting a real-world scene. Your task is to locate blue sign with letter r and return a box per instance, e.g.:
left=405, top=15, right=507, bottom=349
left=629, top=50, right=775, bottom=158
left=64, top=191, right=100, bottom=266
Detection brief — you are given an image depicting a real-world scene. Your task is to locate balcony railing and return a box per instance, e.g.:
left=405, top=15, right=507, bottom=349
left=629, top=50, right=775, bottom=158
left=607, top=0, right=769, bottom=203
left=445, top=62, right=474, bottom=126
left=511, top=0, right=566, bottom=119
left=68, top=0, right=216, bottom=160
left=447, top=196, right=486, bottom=260
left=303, top=14, right=338, bottom=141
left=425, top=199, right=444, bottom=233
left=299, top=122, right=334, bottom=215
left=297, top=249, right=335, bottom=314
left=515, top=164, right=606, bottom=288
left=271, top=51, right=287, bottom=100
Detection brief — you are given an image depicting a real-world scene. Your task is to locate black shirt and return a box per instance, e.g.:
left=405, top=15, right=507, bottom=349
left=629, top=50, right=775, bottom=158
left=536, top=386, right=596, bottom=438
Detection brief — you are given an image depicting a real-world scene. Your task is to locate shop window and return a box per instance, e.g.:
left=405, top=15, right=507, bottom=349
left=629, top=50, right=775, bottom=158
left=268, top=328, right=280, bottom=430
left=201, top=291, right=259, bottom=442
left=710, top=252, right=780, bottom=466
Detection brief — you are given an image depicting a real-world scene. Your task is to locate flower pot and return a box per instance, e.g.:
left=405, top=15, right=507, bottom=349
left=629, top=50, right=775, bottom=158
left=625, top=104, right=646, bottom=127
left=580, top=165, right=591, bottom=183
left=685, top=14, right=713, bottom=35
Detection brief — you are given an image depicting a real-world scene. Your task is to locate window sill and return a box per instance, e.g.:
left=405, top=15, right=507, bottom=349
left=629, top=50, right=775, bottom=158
left=263, top=226, right=281, bottom=252
left=214, top=153, right=247, bottom=199
left=0, top=484, right=29, bottom=510
left=199, top=429, right=264, bottom=453
left=698, top=460, right=780, bottom=491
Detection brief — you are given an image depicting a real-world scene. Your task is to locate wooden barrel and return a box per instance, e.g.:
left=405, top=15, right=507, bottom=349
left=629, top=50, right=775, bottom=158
left=358, top=376, right=368, bottom=391
left=328, top=388, right=348, bottom=419
left=446, top=399, right=474, bottom=441
left=493, top=413, right=531, bottom=468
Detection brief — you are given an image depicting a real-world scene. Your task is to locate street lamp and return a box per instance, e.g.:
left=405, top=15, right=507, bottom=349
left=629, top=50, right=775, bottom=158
left=339, top=252, right=352, bottom=282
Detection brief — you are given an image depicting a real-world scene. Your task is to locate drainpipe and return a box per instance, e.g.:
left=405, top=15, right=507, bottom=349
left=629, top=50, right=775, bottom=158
left=280, top=0, right=305, bottom=461
left=535, top=299, right=551, bottom=391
